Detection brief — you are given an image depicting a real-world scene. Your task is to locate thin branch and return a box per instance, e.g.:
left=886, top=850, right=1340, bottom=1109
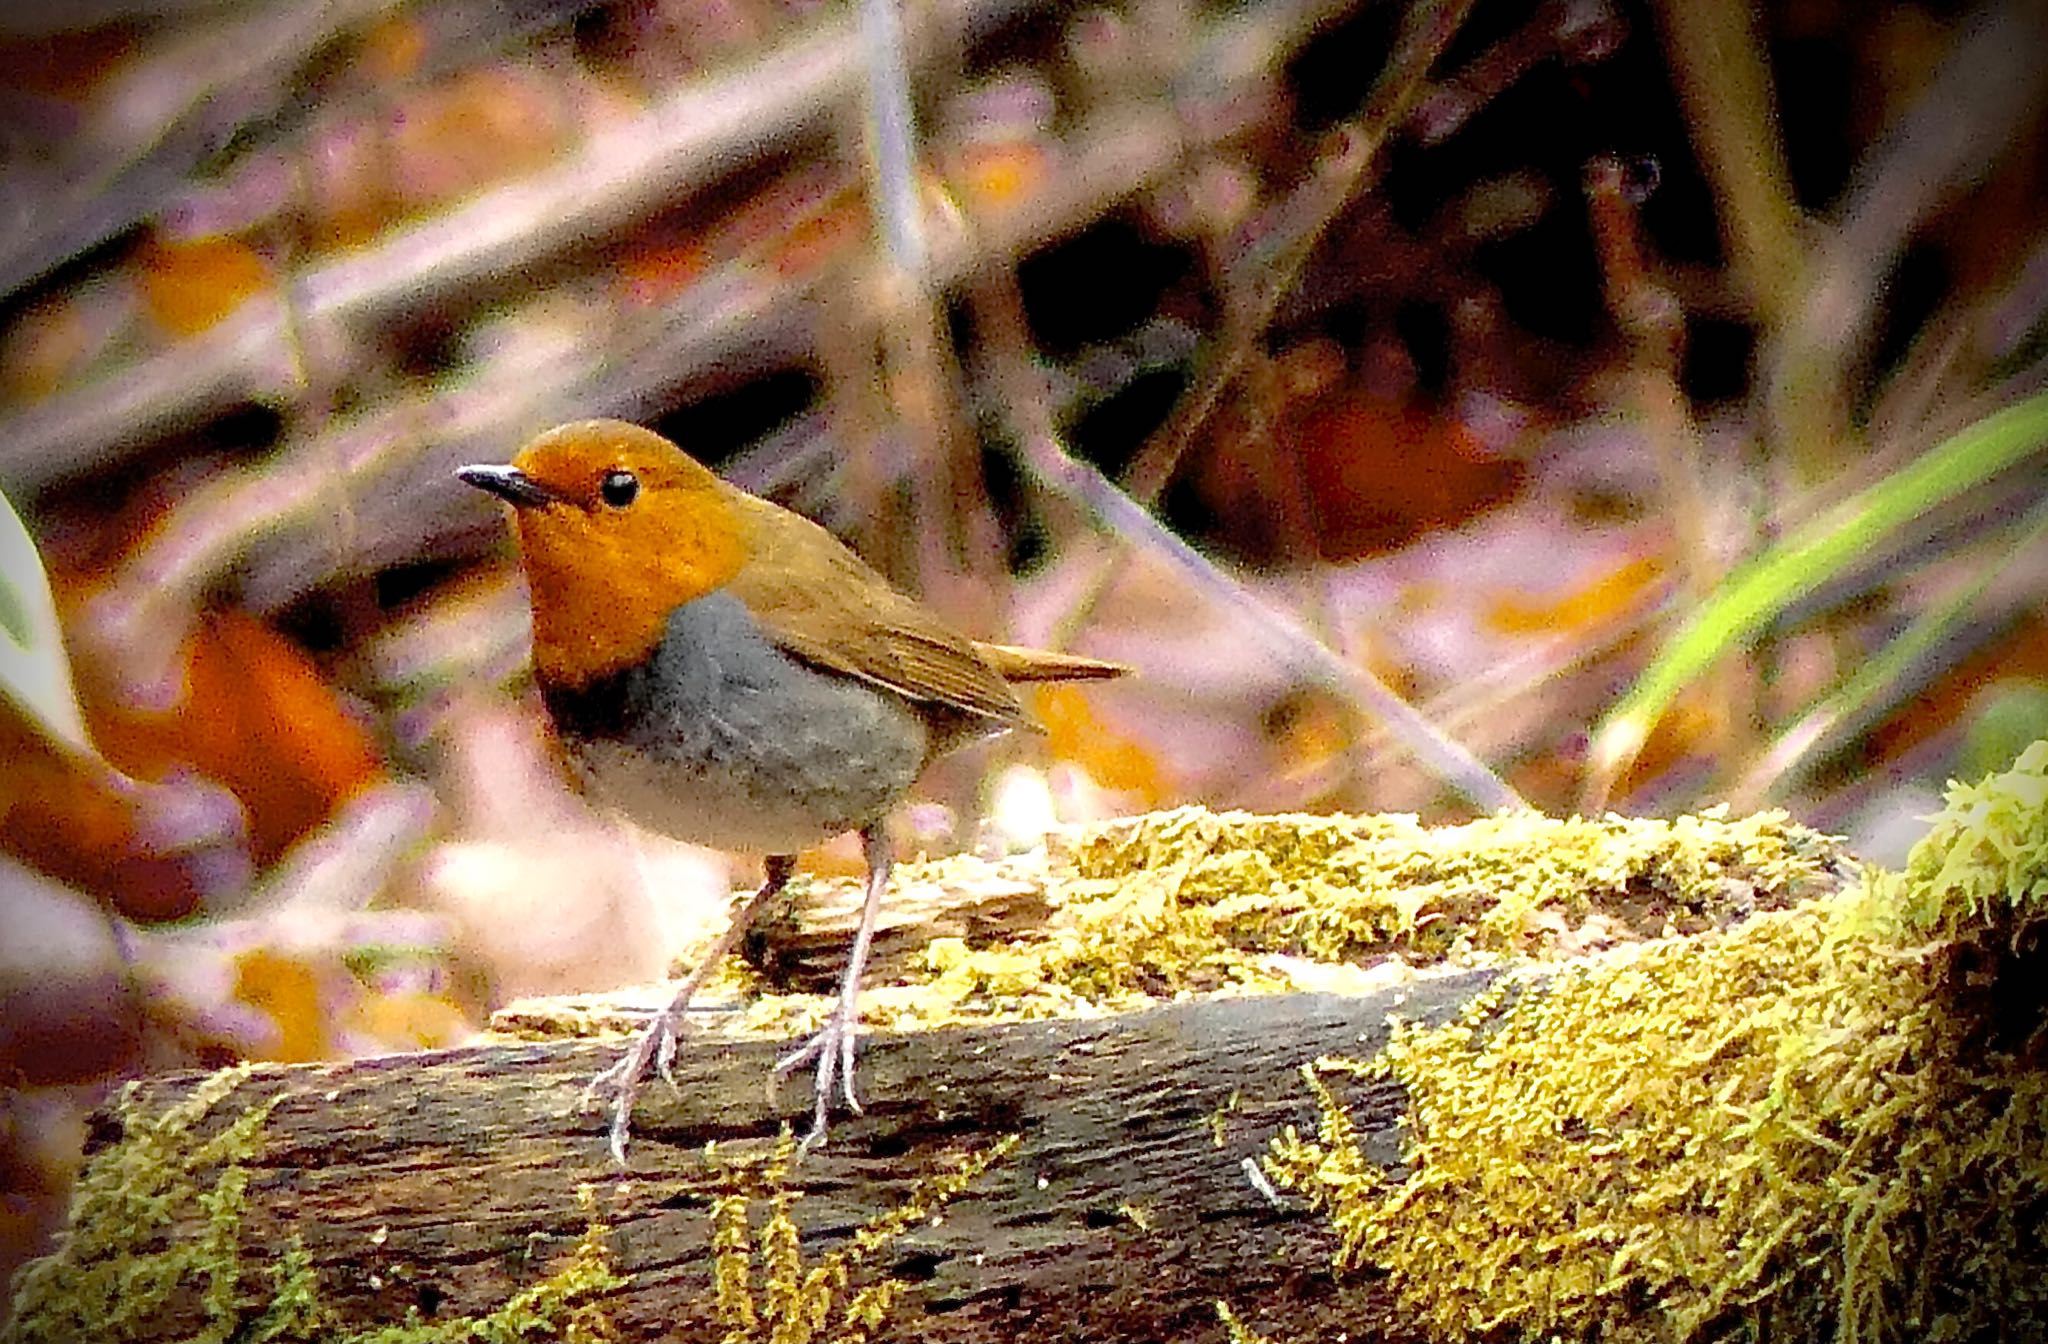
left=71, top=0, right=1377, bottom=688
left=0, top=0, right=389, bottom=295
left=1409, top=0, right=1624, bottom=147
left=0, top=0, right=999, bottom=494
left=1119, top=0, right=1480, bottom=506
left=859, top=0, right=931, bottom=288
left=1760, top=0, right=2048, bottom=474
left=1647, top=0, right=1807, bottom=334
left=0, top=0, right=1366, bottom=500
left=973, top=271, right=1522, bottom=813
left=1582, top=154, right=1750, bottom=804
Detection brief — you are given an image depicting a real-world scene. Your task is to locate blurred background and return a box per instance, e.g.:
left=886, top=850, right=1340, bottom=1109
left=4, top=0, right=2048, bottom=1298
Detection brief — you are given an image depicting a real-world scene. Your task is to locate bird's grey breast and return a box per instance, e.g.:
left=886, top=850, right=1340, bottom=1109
left=542, top=591, right=928, bottom=851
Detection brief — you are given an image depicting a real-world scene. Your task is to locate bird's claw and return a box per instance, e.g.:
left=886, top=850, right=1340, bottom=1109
left=655, top=1018, right=683, bottom=1090
left=579, top=1006, right=686, bottom=1166
left=774, top=1002, right=863, bottom=1151
left=578, top=1057, right=643, bottom=1168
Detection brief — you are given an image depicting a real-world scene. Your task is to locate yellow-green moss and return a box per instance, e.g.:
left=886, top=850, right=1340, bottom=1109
left=6, top=1065, right=280, bottom=1344
left=7, top=1069, right=1019, bottom=1344
left=1267, top=740, right=2048, bottom=1343
left=707, top=1128, right=1019, bottom=1344
left=1057, top=803, right=1848, bottom=969
left=731, top=805, right=1850, bottom=1038
left=4, top=1068, right=627, bottom=1344
left=1215, top=1299, right=1278, bottom=1344
left=1879, top=739, right=2048, bottom=942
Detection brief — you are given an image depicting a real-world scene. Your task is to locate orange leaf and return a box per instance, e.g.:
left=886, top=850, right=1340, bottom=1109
left=1616, top=694, right=1721, bottom=798
left=769, top=194, right=866, bottom=278
left=387, top=69, right=565, bottom=210
left=0, top=708, right=206, bottom=922
left=351, top=989, right=472, bottom=1051
left=232, top=948, right=331, bottom=1062
left=138, top=234, right=273, bottom=336
left=618, top=239, right=709, bottom=307
left=953, top=143, right=1052, bottom=212
left=83, top=610, right=385, bottom=865
left=1294, top=393, right=1525, bottom=561
left=1484, top=553, right=1665, bottom=635
left=1034, top=683, right=1166, bottom=803
left=360, top=13, right=427, bottom=80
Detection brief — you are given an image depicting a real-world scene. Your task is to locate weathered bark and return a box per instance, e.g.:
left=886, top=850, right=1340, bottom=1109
left=26, top=806, right=1863, bottom=1342
left=63, top=975, right=1497, bottom=1343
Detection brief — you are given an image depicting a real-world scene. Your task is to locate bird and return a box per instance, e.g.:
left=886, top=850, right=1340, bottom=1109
left=457, top=419, right=1126, bottom=1161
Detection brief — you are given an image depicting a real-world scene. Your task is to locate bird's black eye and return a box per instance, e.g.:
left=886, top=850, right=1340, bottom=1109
left=599, top=469, right=639, bottom=508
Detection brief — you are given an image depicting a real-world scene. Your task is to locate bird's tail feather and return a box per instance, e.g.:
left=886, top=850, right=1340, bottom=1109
left=973, top=642, right=1128, bottom=683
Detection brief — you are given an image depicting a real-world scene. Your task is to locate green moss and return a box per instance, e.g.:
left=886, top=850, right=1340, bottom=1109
left=1884, top=738, right=2048, bottom=941
left=1062, top=803, right=1847, bottom=968
left=341, top=1208, right=623, bottom=1344
left=708, top=1128, right=1019, bottom=1344
left=733, top=805, right=1850, bottom=1039
left=7, top=1065, right=278, bottom=1344
left=1215, top=1299, right=1278, bottom=1344
left=1267, top=741, right=2048, bottom=1343
left=5, top=1069, right=627, bottom=1344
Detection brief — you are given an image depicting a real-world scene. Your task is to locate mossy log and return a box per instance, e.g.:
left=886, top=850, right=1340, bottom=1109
left=30, top=976, right=1499, bottom=1343
left=22, top=742, right=2048, bottom=1343
left=15, top=802, right=1875, bottom=1343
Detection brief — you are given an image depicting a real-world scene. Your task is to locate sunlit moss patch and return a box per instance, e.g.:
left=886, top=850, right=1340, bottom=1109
left=707, top=1128, right=1018, bottom=1344
left=4, top=1067, right=627, bottom=1344
left=1267, top=742, right=2048, bottom=1343
left=713, top=805, right=1854, bottom=1038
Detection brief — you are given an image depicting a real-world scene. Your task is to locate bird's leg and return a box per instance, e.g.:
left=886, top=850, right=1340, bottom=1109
left=585, top=853, right=796, bottom=1165
left=774, top=822, right=890, bottom=1151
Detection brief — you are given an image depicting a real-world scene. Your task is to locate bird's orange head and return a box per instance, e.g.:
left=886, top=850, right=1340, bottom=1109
left=459, top=420, right=746, bottom=689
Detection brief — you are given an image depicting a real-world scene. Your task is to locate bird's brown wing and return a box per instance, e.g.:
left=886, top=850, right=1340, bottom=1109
left=725, top=491, right=1030, bottom=727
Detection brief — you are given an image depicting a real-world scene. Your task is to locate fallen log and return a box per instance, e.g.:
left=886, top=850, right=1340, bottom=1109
left=11, top=976, right=1495, bottom=1343
left=10, top=801, right=1893, bottom=1343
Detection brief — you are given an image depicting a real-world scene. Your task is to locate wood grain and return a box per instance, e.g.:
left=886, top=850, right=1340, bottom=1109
left=89, top=975, right=1495, bottom=1341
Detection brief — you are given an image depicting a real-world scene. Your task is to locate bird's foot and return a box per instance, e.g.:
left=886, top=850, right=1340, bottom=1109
left=580, top=1001, right=689, bottom=1166
left=772, top=997, right=862, bottom=1152
left=575, top=856, right=800, bottom=1166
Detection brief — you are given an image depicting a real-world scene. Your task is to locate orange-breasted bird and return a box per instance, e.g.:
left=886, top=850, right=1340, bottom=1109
left=458, top=419, right=1125, bottom=1161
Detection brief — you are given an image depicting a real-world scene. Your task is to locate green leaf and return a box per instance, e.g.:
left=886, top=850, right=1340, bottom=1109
left=0, top=485, right=95, bottom=758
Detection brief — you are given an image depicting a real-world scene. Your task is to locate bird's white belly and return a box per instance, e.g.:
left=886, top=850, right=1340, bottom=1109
left=569, top=736, right=906, bottom=854
left=544, top=590, right=935, bottom=855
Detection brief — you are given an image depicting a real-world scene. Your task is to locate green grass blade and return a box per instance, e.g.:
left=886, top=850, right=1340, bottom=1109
left=1730, top=502, right=2048, bottom=806
left=1590, top=391, right=2048, bottom=796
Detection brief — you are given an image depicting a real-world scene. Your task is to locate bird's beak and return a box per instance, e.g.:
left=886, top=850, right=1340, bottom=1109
left=457, top=464, right=557, bottom=508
